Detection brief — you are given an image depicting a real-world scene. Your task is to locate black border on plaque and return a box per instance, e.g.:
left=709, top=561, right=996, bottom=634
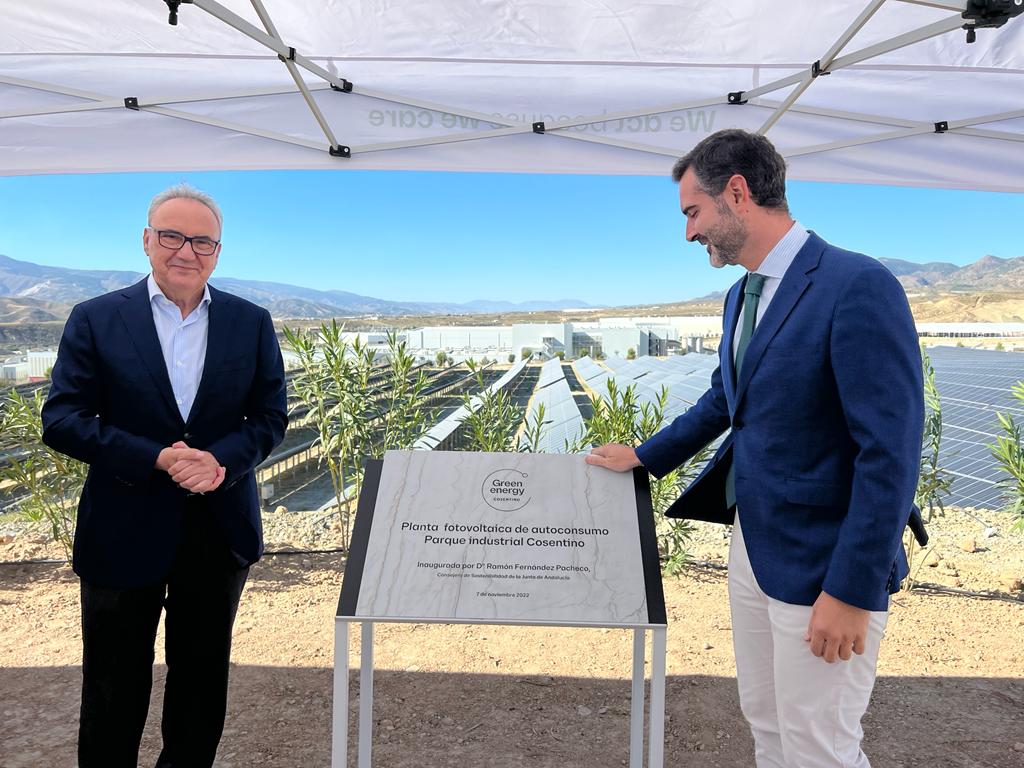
left=336, top=459, right=383, bottom=618
left=633, top=466, right=667, bottom=625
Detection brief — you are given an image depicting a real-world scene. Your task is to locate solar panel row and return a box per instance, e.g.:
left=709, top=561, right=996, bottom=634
left=520, top=377, right=586, bottom=453
left=535, top=357, right=567, bottom=390
left=925, top=347, right=1023, bottom=512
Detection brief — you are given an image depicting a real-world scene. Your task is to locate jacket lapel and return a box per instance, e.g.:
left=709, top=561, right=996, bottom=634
left=733, top=233, right=826, bottom=410
left=117, top=278, right=182, bottom=422
left=185, top=285, right=232, bottom=428
left=720, top=279, right=743, bottom=411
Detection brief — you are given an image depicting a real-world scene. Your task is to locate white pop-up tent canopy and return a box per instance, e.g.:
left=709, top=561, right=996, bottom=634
left=1, top=0, right=1022, bottom=190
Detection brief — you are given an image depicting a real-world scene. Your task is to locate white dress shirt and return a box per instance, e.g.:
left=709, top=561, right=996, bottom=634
left=147, top=274, right=211, bottom=421
left=731, top=221, right=810, bottom=360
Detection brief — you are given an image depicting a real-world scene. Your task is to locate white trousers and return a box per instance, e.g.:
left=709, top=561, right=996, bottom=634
left=728, top=516, right=888, bottom=768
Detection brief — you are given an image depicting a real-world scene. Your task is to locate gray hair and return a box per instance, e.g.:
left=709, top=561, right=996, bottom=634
left=671, top=129, right=789, bottom=213
left=148, top=183, right=223, bottom=232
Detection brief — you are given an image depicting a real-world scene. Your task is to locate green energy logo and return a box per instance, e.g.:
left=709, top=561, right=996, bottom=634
left=481, top=468, right=531, bottom=512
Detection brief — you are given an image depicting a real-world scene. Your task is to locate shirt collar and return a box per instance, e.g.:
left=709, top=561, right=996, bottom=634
left=147, top=273, right=211, bottom=312
left=751, top=221, right=809, bottom=280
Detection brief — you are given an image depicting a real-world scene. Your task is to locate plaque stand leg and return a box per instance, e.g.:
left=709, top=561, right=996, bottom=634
left=358, top=621, right=375, bottom=768
left=648, top=626, right=667, bottom=768
left=628, top=627, right=667, bottom=768
left=630, top=629, right=645, bottom=768
left=332, top=620, right=349, bottom=768
left=332, top=620, right=666, bottom=767
left=332, top=620, right=376, bottom=768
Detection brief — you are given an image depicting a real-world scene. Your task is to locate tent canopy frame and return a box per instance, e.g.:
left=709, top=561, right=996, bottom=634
left=1, top=0, right=1022, bottom=189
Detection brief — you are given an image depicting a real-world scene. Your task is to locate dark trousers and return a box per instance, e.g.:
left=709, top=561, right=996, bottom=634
left=78, top=507, right=249, bottom=768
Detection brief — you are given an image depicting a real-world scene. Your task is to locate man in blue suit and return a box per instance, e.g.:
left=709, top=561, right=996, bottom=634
left=42, top=184, right=288, bottom=768
left=587, top=130, right=923, bottom=766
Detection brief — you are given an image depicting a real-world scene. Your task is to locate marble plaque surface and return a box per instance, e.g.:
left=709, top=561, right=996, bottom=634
left=340, top=450, right=663, bottom=627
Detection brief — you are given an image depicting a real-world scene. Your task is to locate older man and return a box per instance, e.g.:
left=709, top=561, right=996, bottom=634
left=587, top=129, right=924, bottom=767
left=42, top=184, right=288, bottom=767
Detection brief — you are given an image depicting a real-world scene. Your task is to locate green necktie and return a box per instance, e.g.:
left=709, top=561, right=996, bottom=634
left=724, top=272, right=766, bottom=511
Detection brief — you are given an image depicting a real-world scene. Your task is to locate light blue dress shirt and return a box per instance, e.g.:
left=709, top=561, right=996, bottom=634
left=147, top=274, right=211, bottom=421
left=731, top=221, right=810, bottom=359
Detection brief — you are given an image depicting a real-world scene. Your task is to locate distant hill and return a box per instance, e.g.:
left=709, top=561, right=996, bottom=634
left=875, top=257, right=960, bottom=278
left=0, top=255, right=593, bottom=319
left=879, top=255, right=1024, bottom=292
left=0, top=296, right=68, bottom=324
left=0, top=255, right=142, bottom=304
left=676, top=255, right=1024, bottom=306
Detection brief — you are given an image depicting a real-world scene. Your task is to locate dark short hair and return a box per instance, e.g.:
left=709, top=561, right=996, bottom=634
left=671, top=129, right=789, bottom=212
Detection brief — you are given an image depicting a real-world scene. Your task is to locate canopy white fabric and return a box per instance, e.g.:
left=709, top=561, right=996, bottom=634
left=2, top=1, right=1022, bottom=190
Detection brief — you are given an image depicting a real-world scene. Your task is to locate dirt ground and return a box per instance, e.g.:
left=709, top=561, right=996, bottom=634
left=2, top=510, right=1023, bottom=768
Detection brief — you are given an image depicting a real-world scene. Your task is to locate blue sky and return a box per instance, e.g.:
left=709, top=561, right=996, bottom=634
left=0, top=170, right=1021, bottom=308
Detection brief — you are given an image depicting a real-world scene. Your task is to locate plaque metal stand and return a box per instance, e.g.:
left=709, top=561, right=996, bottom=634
left=331, top=620, right=666, bottom=768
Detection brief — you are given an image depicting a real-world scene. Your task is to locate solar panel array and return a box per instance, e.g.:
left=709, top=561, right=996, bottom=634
left=573, top=354, right=718, bottom=428
left=415, top=347, right=1021, bottom=512
left=520, top=376, right=586, bottom=453
left=414, top=358, right=529, bottom=450
left=591, top=347, right=1022, bottom=513
left=926, top=347, right=1023, bottom=512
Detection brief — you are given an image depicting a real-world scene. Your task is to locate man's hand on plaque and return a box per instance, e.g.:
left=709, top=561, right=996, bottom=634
left=585, top=443, right=642, bottom=473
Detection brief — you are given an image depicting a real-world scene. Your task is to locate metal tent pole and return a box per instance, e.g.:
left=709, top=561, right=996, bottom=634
left=248, top=0, right=345, bottom=153
left=743, top=13, right=969, bottom=103
left=758, top=0, right=888, bottom=135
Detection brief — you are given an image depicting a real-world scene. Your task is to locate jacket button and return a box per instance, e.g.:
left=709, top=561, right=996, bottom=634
left=183, top=432, right=194, bottom=440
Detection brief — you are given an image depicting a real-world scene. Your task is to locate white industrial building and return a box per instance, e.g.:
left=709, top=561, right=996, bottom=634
left=592, top=327, right=650, bottom=359
left=340, top=331, right=392, bottom=346
left=402, top=322, right=573, bottom=359
left=26, top=351, right=57, bottom=379
left=511, top=323, right=574, bottom=358
left=403, top=326, right=514, bottom=352
left=598, top=316, right=722, bottom=337
left=400, top=319, right=717, bottom=360
left=2, top=359, right=30, bottom=382
left=0, top=351, right=58, bottom=383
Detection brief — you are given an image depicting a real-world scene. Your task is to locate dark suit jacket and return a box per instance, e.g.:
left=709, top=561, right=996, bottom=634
left=42, top=278, right=288, bottom=588
left=636, top=233, right=924, bottom=611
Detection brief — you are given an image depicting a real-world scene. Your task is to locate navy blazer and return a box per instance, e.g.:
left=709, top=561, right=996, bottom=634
left=42, top=278, right=288, bottom=588
left=636, top=233, right=924, bottom=611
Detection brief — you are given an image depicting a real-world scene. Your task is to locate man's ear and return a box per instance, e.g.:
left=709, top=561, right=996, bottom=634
left=724, top=174, right=750, bottom=207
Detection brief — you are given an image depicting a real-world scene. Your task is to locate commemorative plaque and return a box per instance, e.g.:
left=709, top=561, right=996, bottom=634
left=338, top=450, right=665, bottom=627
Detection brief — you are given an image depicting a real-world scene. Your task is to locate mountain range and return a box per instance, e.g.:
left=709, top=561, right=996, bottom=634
left=1, top=253, right=1022, bottom=325
left=879, top=255, right=1024, bottom=292
left=0, top=255, right=593, bottom=321
left=680, top=255, right=1024, bottom=303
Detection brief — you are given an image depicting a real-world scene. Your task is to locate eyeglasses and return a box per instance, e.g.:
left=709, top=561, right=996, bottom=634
left=149, top=228, right=220, bottom=256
